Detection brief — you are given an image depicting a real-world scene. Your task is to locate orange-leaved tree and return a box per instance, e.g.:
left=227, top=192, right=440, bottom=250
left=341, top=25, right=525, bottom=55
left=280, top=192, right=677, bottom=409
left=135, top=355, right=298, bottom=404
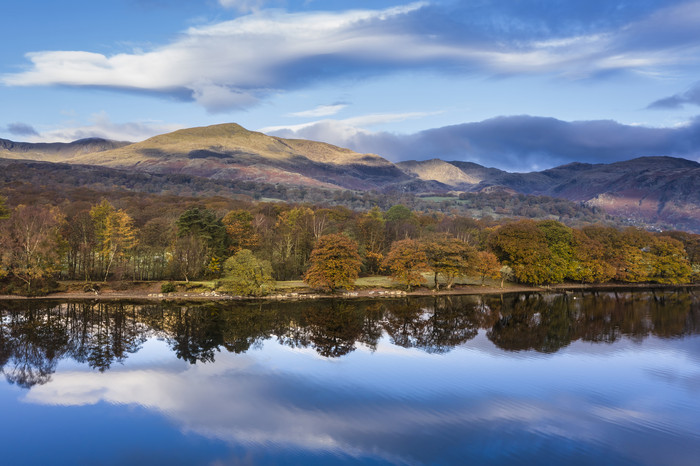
left=475, top=250, right=501, bottom=286
left=382, top=239, right=429, bottom=291
left=488, top=220, right=554, bottom=285
left=222, top=209, right=260, bottom=254
left=304, top=233, right=362, bottom=292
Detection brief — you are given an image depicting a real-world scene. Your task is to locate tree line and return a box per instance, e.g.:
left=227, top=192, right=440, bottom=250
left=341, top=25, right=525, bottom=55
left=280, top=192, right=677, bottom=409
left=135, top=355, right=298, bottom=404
left=0, top=194, right=697, bottom=295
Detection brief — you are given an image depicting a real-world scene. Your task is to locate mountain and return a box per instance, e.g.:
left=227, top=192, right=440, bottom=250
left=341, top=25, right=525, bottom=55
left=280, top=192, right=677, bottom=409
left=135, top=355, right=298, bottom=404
left=2, top=123, right=699, bottom=232
left=63, top=123, right=414, bottom=190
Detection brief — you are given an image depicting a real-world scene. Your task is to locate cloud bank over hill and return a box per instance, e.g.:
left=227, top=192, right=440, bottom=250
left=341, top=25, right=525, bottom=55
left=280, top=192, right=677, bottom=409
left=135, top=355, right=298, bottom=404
left=267, top=115, right=700, bottom=172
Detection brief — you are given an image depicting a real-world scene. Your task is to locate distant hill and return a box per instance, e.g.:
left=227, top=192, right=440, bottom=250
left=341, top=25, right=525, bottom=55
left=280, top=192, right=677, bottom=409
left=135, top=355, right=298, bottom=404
left=0, top=137, right=130, bottom=162
left=397, top=159, right=506, bottom=187
left=2, top=123, right=699, bottom=232
left=401, top=156, right=700, bottom=232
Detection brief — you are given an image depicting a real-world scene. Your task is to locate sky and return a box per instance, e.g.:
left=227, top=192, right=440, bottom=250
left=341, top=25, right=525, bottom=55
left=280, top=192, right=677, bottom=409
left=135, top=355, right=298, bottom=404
left=2, top=0, right=700, bottom=171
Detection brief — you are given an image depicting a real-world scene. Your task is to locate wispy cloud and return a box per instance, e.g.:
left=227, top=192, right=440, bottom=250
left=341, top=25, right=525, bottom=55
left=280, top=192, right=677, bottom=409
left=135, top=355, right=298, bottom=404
left=218, top=0, right=270, bottom=13
left=289, top=103, right=347, bottom=118
left=4, top=2, right=700, bottom=112
left=22, top=112, right=184, bottom=143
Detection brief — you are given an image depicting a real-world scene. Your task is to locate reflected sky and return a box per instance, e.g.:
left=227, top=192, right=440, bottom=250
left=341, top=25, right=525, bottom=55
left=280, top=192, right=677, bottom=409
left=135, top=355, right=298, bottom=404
left=2, top=292, right=700, bottom=465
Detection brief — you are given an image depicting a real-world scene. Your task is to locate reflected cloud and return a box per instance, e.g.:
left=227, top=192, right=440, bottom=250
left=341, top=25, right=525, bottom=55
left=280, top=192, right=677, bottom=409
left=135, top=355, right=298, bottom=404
left=23, top=341, right=700, bottom=465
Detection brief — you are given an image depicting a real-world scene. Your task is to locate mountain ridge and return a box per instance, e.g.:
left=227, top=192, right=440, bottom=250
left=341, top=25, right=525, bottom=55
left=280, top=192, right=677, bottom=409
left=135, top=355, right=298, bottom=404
left=2, top=123, right=699, bottom=232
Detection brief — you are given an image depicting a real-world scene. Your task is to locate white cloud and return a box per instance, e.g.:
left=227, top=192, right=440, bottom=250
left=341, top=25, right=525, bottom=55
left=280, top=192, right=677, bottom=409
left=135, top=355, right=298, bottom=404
left=289, top=104, right=347, bottom=118
left=3, top=2, right=700, bottom=112
left=2, top=4, right=429, bottom=112
left=26, top=112, right=184, bottom=143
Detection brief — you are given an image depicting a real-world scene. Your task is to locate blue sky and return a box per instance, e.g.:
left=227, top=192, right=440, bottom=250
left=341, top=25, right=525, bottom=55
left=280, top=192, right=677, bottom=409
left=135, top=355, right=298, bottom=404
left=3, top=0, right=700, bottom=171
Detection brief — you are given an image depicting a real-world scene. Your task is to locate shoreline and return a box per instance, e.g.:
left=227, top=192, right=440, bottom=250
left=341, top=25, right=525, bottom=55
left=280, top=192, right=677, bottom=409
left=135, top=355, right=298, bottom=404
left=0, top=282, right=697, bottom=302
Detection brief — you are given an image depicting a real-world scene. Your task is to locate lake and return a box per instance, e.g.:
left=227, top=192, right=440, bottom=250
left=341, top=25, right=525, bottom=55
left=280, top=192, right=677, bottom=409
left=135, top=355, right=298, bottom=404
left=2, top=289, right=699, bottom=465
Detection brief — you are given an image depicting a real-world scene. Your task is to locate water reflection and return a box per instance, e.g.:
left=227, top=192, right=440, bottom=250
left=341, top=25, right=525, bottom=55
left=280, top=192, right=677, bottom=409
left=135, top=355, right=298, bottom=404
left=1, top=289, right=698, bottom=388
left=3, top=290, right=700, bottom=465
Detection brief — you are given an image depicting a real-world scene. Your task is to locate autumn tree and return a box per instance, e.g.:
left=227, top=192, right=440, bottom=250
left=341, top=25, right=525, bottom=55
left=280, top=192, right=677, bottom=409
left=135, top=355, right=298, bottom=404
left=489, top=220, right=556, bottom=285
left=536, top=220, right=576, bottom=283
left=222, top=209, right=259, bottom=254
left=619, top=228, right=656, bottom=282
left=649, top=236, right=692, bottom=284
left=220, top=249, right=275, bottom=296
left=475, top=250, right=501, bottom=286
left=90, top=200, right=138, bottom=282
left=571, top=229, right=616, bottom=283
left=0, top=205, right=65, bottom=292
left=382, top=239, right=429, bottom=291
left=423, top=234, right=476, bottom=290
left=304, top=234, right=362, bottom=292
left=665, top=231, right=700, bottom=265
left=579, top=225, right=627, bottom=280
left=663, top=231, right=700, bottom=282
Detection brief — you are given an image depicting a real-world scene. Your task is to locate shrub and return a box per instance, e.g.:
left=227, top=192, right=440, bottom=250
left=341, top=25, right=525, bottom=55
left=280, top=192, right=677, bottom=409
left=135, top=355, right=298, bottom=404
left=161, top=282, right=177, bottom=293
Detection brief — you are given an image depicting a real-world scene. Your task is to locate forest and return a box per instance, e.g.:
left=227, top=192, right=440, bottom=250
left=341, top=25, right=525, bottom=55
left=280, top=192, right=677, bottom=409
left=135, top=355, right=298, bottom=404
left=0, top=188, right=698, bottom=296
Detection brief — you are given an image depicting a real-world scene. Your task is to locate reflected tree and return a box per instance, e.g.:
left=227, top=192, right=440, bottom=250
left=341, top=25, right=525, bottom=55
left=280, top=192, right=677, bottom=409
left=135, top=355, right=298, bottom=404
left=1, top=291, right=698, bottom=389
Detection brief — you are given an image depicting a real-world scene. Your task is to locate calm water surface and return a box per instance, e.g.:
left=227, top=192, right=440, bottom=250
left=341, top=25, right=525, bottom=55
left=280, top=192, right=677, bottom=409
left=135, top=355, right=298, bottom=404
left=2, top=289, right=700, bottom=465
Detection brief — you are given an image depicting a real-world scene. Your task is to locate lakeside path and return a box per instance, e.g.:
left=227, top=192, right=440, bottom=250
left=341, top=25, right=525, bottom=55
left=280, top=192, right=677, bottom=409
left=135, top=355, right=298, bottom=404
left=1, top=282, right=697, bottom=302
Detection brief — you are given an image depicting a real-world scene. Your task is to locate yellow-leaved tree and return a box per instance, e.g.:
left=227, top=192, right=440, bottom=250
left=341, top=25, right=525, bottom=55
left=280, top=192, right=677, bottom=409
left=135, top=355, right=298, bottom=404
left=304, top=233, right=362, bottom=292
left=90, top=200, right=138, bottom=282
